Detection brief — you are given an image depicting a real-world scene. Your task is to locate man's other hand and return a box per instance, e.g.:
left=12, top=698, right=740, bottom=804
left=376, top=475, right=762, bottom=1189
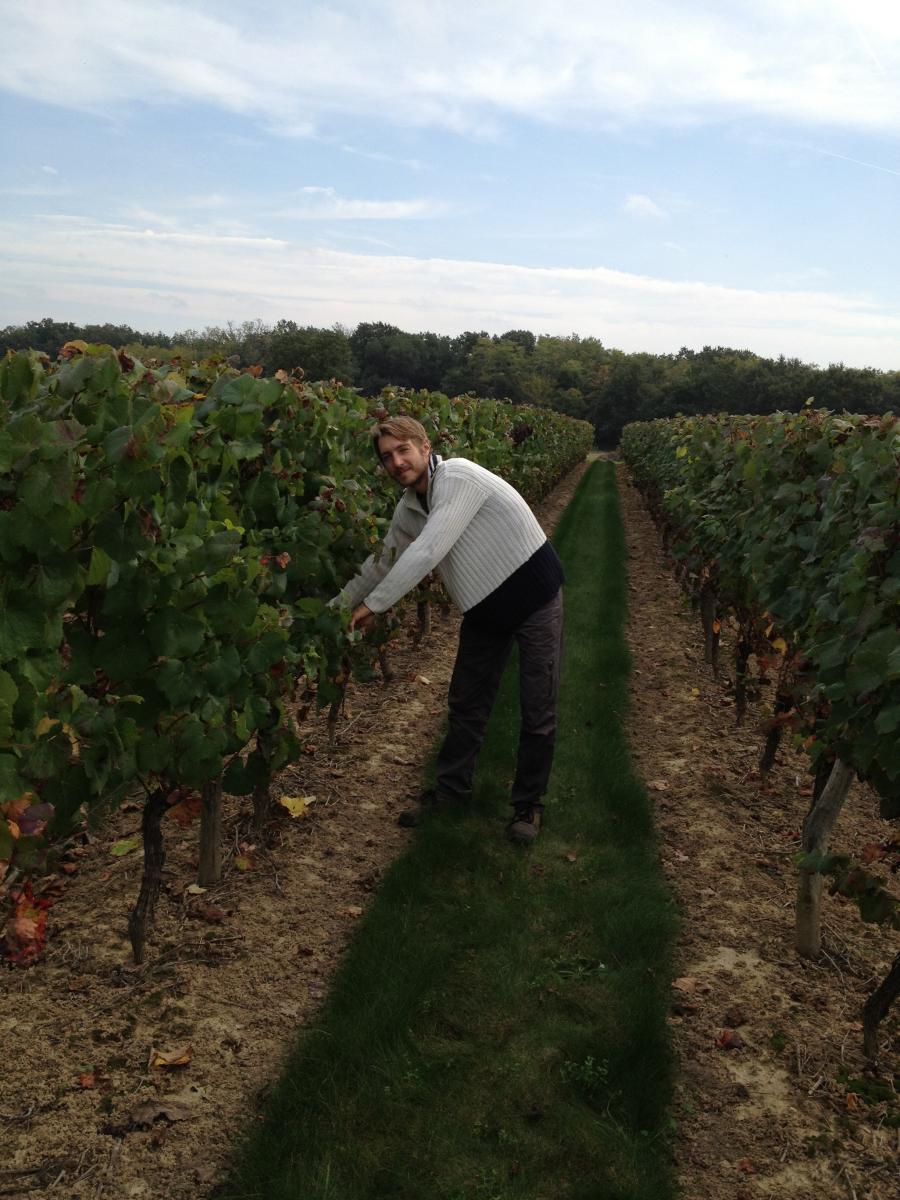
left=350, top=603, right=376, bottom=632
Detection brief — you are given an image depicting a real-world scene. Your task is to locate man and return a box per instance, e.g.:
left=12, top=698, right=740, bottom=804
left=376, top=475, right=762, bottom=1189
left=336, top=415, right=564, bottom=843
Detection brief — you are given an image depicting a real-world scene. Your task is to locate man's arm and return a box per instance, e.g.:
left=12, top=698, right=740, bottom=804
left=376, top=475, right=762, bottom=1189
left=363, top=473, right=487, bottom=613
left=332, top=503, right=415, bottom=611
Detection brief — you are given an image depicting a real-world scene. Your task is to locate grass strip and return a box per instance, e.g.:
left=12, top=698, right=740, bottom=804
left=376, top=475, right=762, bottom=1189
left=218, top=460, right=677, bottom=1200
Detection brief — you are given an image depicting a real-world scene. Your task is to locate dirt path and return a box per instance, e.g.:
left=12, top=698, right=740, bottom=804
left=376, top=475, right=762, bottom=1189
left=0, top=462, right=588, bottom=1200
left=619, top=464, right=900, bottom=1200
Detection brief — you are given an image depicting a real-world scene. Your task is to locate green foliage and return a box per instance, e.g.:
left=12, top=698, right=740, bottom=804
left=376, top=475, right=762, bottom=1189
left=621, top=409, right=900, bottom=809
left=0, top=345, right=592, bottom=878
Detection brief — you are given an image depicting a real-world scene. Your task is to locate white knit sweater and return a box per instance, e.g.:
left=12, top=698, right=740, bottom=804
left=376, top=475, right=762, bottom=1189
left=338, top=456, right=547, bottom=614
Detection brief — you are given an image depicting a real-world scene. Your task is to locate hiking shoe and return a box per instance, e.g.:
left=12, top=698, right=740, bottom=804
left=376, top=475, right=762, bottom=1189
left=506, top=805, right=542, bottom=845
left=397, top=788, right=468, bottom=828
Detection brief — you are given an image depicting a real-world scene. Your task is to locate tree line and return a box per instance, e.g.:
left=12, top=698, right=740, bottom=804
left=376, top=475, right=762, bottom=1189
left=3, top=316, right=898, bottom=446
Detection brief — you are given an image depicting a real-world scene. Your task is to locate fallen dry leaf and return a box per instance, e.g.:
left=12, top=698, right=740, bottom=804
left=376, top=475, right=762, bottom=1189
left=344, top=905, right=363, bottom=918
left=278, top=794, right=316, bottom=819
left=564, top=851, right=578, bottom=863
left=193, top=903, right=228, bottom=924
left=672, top=976, right=697, bottom=994
left=149, top=1044, right=193, bottom=1070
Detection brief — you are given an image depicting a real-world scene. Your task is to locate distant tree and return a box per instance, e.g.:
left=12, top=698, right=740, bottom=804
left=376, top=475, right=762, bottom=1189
left=499, top=329, right=536, bottom=354
left=1, top=318, right=80, bottom=356
left=264, top=321, right=353, bottom=382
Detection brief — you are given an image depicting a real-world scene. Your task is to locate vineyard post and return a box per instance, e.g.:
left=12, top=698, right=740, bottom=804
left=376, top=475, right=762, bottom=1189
left=734, top=630, right=753, bottom=723
left=198, top=777, right=223, bottom=886
left=760, top=662, right=795, bottom=779
left=415, top=598, right=432, bottom=644
left=377, top=645, right=394, bottom=683
left=796, top=759, right=855, bottom=958
left=128, top=788, right=169, bottom=965
left=700, top=582, right=719, bottom=674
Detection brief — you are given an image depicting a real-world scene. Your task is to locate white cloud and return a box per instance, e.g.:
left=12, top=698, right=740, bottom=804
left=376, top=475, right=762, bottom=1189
left=41, top=165, right=59, bottom=175
left=275, top=187, right=447, bottom=220
left=623, top=193, right=667, bottom=220
left=2, top=214, right=898, bottom=369
left=4, top=1, right=900, bottom=136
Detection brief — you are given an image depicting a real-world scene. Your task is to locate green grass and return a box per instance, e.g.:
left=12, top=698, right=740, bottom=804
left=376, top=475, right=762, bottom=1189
left=217, top=461, right=678, bottom=1200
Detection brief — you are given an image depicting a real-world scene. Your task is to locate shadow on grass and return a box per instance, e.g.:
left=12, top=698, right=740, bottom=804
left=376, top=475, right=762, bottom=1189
left=217, top=461, right=677, bottom=1200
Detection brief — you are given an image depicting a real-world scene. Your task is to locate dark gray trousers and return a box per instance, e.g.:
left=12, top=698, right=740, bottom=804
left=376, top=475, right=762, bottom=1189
left=435, top=590, right=564, bottom=810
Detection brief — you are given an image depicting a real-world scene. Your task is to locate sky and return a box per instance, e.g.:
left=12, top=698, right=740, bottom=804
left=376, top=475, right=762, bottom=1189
left=2, top=0, right=900, bottom=368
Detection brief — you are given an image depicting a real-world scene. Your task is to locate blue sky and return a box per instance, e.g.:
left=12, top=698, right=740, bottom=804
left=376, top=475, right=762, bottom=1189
left=2, top=0, right=900, bottom=367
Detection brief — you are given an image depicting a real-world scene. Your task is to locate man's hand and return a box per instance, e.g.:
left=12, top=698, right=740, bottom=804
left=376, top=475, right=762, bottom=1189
left=350, top=603, right=376, bottom=633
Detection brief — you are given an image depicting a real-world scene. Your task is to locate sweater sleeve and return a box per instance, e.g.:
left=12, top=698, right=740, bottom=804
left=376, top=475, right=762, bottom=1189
left=333, top=503, right=416, bottom=609
left=364, top=472, right=488, bottom=613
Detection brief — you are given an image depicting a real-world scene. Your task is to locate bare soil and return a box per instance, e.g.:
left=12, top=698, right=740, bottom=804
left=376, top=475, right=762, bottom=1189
left=3, top=459, right=898, bottom=1200
left=620, top=464, right=900, bottom=1200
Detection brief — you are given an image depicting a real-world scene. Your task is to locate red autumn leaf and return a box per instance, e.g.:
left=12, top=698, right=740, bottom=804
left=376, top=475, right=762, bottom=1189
left=715, top=1029, right=745, bottom=1051
left=167, top=792, right=203, bottom=828
left=2, top=882, right=50, bottom=966
left=861, top=843, right=887, bottom=865
left=76, top=1075, right=108, bottom=1094
left=737, top=1158, right=754, bottom=1174
left=193, top=903, right=228, bottom=924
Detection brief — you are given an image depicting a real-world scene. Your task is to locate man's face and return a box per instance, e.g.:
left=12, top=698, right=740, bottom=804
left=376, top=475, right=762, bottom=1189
left=377, top=434, right=431, bottom=490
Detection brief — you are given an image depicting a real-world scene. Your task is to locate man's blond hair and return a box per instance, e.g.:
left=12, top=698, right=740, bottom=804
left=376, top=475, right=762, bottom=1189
left=370, top=415, right=430, bottom=458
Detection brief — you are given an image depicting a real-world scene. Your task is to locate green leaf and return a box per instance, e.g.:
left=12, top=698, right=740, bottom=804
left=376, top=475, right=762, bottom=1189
left=87, top=545, right=114, bottom=587
left=147, top=610, right=206, bottom=658
left=110, top=835, right=141, bottom=857
left=94, top=629, right=153, bottom=682
left=0, top=669, right=18, bottom=739
left=136, top=729, right=175, bottom=773
left=0, top=607, right=46, bottom=660
left=103, top=426, right=135, bottom=463
left=875, top=705, right=900, bottom=736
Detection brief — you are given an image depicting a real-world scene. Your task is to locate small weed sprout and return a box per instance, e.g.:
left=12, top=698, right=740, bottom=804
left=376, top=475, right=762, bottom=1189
left=560, top=1054, right=609, bottom=1097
